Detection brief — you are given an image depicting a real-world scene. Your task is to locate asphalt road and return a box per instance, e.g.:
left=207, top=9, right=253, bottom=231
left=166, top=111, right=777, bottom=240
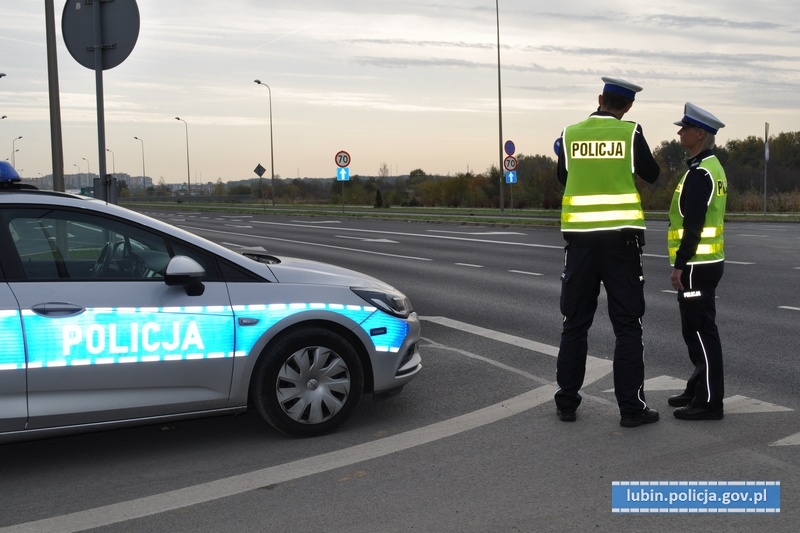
left=1, top=212, right=798, bottom=532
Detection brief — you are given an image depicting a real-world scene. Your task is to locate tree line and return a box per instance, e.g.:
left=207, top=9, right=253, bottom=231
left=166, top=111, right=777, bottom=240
left=131, top=131, right=800, bottom=212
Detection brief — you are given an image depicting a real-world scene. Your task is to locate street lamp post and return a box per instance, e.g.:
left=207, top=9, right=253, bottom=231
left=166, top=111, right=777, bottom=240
left=134, top=136, right=146, bottom=184
left=12, top=136, right=22, bottom=168
left=495, top=0, right=505, bottom=212
left=106, top=148, right=115, bottom=177
left=175, top=117, right=191, bottom=198
left=82, top=157, right=90, bottom=186
left=73, top=163, right=81, bottom=185
left=254, top=79, right=275, bottom=206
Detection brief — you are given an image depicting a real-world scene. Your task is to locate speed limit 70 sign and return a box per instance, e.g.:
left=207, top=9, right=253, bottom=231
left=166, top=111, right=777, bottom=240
left=503, top=156, right=518, bottom=172
left=335, top=150, right=351, bottom=168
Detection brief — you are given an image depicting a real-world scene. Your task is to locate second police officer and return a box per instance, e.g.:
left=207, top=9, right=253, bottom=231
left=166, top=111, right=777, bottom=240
left=554, top=77, right=661, bottom=427
left=667, top=103, right=728, bottom=421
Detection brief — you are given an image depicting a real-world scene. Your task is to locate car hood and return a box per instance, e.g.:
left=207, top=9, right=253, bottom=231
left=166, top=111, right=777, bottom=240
left=264, top=256, right=394, bottom=290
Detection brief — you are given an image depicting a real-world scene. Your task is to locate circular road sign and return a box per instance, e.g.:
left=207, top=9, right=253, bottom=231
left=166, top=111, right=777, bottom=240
left=503, top=155, right=518, bottom=172
left=62, top=0, right=140, bottom=71
left=335, top=150, right=351, bottom=168
left=504, top=140, right=515, bottom=156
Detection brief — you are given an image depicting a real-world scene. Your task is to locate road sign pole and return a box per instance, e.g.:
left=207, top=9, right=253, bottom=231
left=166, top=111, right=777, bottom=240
left=92, top=0, right=108, bottom=201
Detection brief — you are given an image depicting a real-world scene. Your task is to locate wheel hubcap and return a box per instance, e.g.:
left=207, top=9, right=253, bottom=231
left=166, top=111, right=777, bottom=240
left=276, top=346, right=351, bottom=424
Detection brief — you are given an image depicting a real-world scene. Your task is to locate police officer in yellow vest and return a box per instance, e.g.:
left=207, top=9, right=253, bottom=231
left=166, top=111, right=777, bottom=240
left=554, top=77, right=660, bottom=427
left=667, top=102, right=727, bottom=421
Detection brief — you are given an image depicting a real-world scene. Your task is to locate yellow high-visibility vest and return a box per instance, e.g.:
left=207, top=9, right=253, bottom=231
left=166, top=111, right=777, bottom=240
left=668, top=155, right=727, bottom=265
left=561, top=117, right=644, bottom=232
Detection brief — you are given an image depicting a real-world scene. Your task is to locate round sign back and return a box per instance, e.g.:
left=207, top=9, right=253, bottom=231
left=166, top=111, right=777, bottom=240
left=62, top=0, right=140, bottom=70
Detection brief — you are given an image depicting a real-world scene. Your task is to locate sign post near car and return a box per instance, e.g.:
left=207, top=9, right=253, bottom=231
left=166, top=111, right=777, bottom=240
left=503, top=149, right=518, bottom=210
left=62, top=0, right=140, bottom=203
left=335, top=150, right=351, bottom=213
left=254, top=163, right=267, bottom=210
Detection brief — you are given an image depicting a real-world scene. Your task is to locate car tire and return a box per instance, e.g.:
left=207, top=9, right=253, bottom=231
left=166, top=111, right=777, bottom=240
left=252, top=327, right=364, bottom=437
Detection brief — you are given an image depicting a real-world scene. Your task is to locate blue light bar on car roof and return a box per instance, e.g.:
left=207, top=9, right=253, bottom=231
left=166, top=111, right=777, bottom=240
left=0, top=161, right=21, bottom=182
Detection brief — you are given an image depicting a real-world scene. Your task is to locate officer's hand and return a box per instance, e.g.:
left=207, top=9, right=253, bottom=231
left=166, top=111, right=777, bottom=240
left=671, top=268, right=684, bottom=291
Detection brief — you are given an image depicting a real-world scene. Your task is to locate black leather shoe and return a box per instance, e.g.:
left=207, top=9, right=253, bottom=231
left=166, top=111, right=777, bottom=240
left=620, top=408, right=659, bottom=427
left=557, top=409, right=577, bottom=422
left=668, top=392, right=694, bottom=407
left=673, top=404, right=724, bottom=420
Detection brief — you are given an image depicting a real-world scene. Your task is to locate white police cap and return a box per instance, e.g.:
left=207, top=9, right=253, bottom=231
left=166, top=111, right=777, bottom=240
left=601, top=76, right=643, bottom=101
left=674, top=102, right=725, bottom=134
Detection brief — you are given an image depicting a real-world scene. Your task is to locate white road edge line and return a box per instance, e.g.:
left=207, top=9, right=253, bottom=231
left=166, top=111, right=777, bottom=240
left=422, top=316, right=559, bottom=357
left=1, top=387, right=560, bottom=533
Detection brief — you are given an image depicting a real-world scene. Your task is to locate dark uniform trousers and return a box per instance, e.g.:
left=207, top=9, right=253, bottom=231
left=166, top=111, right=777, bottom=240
left=555, top=231, right=647, bottom=416
left=678, top=261, right=724, bottom=408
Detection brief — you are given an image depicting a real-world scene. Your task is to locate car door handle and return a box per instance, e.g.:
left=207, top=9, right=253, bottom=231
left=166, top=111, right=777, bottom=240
left=30, top=302, right=86, bottom=317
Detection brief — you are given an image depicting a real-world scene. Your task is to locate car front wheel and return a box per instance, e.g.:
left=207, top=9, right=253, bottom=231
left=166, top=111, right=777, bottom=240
left=252, top=327, right=364, bottom=437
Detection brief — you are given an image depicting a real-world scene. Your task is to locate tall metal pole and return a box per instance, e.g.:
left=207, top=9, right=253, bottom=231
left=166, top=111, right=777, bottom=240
left=255, top=80, right=275, bottom=206
left=82, top=157, right=90, bottom=185
left=106, top=148, right=115, bottom=177
left=134, top=136, right=146, bottom=184
left=12, top=136, right=22, bottom=168
left=496, top=0, right=504, bottom=211
left=175, top=117, right=191, bottom=198
left=44, top=0, right=65, bottom=192
left=764, top=122, right=769, bottom=216
left=92, top=0, right=108, bottom=200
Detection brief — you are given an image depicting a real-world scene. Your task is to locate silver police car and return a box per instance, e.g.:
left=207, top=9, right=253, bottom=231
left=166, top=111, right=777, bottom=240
left=0, top=162, right=421, bottom=442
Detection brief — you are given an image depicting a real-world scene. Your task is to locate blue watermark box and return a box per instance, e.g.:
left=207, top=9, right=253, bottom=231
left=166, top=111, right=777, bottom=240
left=612, top=481, right=780, bottom=513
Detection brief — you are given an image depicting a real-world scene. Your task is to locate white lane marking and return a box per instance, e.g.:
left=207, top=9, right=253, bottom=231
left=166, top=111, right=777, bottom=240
left=724, top=395, right=793, bottom=414
left=249, top=220, right=562, bottom=249
left=509, top=270, right=543, bottom=276
left=178, top=225, right=432, bottom=262
left=336, top=235, right=398, bottom=243
left=428, top=230, right=526, bottom=236
left=455, top=263, right=483, bottom=268
left=291, top=220, right=341, bottom=224
left=770, top=431, right=800, bottom=446
left=779, top=306, right=800, bottom=312
left=225, top=224, right=253, bottom=229
left=605, top=379, right=794, bottom=414
left=727, top=261, right=756, bottom=265
left=737, top=234, right=769, bottom=238
left=0, top=385, right=559, bottom=533
left=422, top=316, right=559, bottom=357
left=637, top=375, right=688, bottom=391
left=422, top=337, right=551, bottom=385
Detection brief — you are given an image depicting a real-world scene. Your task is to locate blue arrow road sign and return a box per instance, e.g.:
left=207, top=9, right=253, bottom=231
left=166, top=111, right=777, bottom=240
left=337, top=167, right=350, bottom=181
left=505, top=171, right=517, bottom=184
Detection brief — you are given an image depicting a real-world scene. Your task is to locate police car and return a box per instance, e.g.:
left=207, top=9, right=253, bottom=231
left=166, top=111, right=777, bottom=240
left=0, top=162, right=422, bottom=442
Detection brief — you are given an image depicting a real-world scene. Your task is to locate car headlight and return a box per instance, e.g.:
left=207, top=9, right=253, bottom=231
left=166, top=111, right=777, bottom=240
left=352, top=287, right=413, bottom=319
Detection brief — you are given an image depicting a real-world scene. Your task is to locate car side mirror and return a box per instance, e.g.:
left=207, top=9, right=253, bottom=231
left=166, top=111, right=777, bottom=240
left=164, top=255, right=206, bottom=296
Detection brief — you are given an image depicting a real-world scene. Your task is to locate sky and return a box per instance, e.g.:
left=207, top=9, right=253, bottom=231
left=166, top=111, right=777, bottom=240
left=1, top=0, right=799, bottom=184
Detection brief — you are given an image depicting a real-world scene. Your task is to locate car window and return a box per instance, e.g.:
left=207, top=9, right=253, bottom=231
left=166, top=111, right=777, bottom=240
left=3, top=208, right=171, bottom=281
